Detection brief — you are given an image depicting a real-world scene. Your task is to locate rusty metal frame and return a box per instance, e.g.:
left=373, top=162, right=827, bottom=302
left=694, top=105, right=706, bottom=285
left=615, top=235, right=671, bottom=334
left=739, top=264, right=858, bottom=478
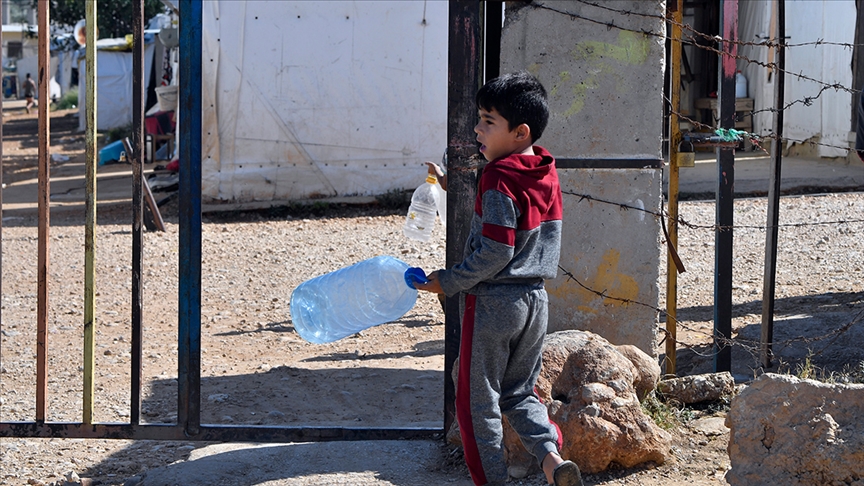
left=0, top=0, right=472, bottom=443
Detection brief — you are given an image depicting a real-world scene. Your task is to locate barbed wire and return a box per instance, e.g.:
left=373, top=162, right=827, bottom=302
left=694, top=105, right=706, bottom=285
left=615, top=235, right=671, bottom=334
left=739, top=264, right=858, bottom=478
left=557, top=263, right=864, bottom=363
left=531, top=1, right=863, bottom=98
left=663, top=95, right=861, bottom=156
left=561, top=190, right=864, bottom=233
left=573, top=0, right=864, bottom=51
left=530, top=0, right=864, bottom=368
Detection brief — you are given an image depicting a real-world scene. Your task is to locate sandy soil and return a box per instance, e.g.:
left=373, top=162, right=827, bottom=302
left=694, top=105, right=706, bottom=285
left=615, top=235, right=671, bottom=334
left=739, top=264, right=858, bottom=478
left=2, top=108, right=863, bottom=485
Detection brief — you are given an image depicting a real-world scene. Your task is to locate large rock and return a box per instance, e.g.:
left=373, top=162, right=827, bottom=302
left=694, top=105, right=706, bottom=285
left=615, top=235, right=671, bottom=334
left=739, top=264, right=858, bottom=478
left=726, top=373, right=864, bottom=486
left=450, top=330, right=669, bottom=477
left=537, top=331, right=670, bottom=474
left=657, top=372, right=735, bottom=404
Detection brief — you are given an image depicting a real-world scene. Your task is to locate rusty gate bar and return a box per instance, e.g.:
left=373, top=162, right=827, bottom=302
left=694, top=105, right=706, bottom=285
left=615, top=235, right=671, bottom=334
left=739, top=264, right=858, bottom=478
left=0, top=0, right=3, bottom=392
left=444, top=0, right=483, bottom=436
left=178, top=0, right=203, bottom=437
left=131, top=0, right=145, bottom=425
left=665, top=0, right=683, bottom=376
left=36, top=0, right=51, bottom=423
left=2, top=1, right=443, bottom=442
left=83, top=0, right=98, bottom=424
left=0, top=423, right=439, bottom=441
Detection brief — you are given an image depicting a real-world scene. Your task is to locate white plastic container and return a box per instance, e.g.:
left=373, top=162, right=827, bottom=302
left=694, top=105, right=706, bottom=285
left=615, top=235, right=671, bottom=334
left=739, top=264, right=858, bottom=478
left=735, top=70, right=748, bottom=99
left=155, top=85, right=178, bottom=111
left=403, top=175, right=440, bottom=242
left=290, top=256, right=425, bottom=344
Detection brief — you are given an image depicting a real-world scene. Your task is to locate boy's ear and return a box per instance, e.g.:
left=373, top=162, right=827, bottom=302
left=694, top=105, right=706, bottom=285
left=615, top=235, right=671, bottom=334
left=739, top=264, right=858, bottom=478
left=514, top=123, right=531, bottom=142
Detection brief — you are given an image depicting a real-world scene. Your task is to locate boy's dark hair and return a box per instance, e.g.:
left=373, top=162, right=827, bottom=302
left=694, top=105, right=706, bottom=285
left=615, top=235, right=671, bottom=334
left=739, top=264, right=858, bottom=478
left=476, top=71, right=549, bottom=142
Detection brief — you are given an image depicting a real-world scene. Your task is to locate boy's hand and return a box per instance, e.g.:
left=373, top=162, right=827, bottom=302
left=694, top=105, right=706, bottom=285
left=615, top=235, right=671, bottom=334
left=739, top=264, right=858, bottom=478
left=414, top=270, right=444, bottom=294
left=424, top=161, right=445, bottom=178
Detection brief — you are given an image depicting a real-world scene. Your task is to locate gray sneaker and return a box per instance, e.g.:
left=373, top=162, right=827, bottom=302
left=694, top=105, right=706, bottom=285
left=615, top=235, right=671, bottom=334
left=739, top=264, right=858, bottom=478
left=553, top=460, right=583, bottom=486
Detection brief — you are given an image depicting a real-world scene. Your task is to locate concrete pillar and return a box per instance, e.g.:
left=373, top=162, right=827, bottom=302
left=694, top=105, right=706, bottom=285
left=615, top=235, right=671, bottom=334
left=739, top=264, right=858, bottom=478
left=500, top=1, right=665, bottom=356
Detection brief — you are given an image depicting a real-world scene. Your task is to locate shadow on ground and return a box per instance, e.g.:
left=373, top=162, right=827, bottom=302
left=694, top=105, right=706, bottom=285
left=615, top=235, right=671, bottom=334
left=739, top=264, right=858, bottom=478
left=666, top=291, right=864, bottom=377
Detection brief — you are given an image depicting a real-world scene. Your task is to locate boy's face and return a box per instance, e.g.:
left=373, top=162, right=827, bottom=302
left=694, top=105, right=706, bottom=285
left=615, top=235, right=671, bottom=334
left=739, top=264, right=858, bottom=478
left=474, top=107, right=527, bottom=162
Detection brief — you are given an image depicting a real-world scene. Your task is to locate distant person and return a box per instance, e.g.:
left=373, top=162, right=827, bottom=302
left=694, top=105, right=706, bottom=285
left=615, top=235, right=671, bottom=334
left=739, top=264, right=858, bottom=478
left=22, top=73, right=36, bottom=114
left=415, top=72, right=582, bottom=486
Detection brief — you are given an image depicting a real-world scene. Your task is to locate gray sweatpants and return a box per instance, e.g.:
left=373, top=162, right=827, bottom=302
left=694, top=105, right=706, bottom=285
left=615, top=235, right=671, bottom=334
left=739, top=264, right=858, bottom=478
left=456, top=283, right=560, bottom=485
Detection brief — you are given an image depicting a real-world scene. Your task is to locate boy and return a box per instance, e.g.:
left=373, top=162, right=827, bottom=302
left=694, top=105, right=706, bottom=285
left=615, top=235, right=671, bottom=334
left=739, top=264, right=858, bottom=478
left=415, top=72, right=581, bottom=486
left=22, top=73, right=36, bottom=114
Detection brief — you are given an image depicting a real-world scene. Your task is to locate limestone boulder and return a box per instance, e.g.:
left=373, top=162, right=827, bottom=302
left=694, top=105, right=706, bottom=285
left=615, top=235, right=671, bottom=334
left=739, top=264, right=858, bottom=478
left=537, top=331, right=670, bottom=474
left=450, top=330, right=668, bottom=477
left=614, top=344, right=661, bottom=400
left=657, top=372, right=735, bottom=404
left=726, top=373, right=864, bottom=486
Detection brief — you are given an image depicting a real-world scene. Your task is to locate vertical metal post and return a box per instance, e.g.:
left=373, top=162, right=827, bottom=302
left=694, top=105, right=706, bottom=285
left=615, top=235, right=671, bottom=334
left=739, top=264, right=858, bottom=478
left=0, top=0, right=4, bottom=383
left=131, top=0, right=145, bottom=424
left=444, top=0, right=482, bottom=436
left=83, top=0, right=97, bottom=425
left=761, top=0, right=785, bottom=369
left=851, top=0, right=864, bottom=130
left=714, top=0, right=738, bottom=372
left=665, top=0, right=683, bottom=377
left=483, top=1, right=502, bottom=81
left=36, top=0, right=51, bottom=422
left=178, top=0, right=203, bottom=436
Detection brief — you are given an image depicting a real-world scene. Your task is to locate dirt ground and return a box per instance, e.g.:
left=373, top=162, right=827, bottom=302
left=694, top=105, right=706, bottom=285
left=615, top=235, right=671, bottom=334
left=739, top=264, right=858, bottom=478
left=2, top=108, right=863, bottom=485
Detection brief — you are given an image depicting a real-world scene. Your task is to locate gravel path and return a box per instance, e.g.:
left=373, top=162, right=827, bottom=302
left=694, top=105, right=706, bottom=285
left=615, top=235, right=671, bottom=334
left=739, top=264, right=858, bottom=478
left=2, top=183, right=864, bottom=484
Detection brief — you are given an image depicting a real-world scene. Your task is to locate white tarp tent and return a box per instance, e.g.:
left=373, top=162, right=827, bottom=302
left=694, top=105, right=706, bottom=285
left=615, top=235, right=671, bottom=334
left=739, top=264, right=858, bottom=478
left=738, top=0, right=856, bottom=158
left=201, top=1, right=448, bottom=203
left=78, top=39, right=156, bottom=131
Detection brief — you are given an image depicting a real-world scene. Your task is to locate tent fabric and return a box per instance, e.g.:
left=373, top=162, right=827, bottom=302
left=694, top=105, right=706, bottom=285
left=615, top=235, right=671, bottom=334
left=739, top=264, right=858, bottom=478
left=737, top=1, right=854, bottom=158
left=201, top=1, right=448, bottom=203
left=78, top=43, right=156, bottom=131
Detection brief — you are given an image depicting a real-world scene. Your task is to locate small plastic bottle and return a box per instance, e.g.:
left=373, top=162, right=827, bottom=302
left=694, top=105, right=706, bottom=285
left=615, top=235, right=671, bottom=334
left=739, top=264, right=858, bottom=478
left=735, top=70, right=748, bottom=99
left=290, top=256, right=427, bottom=344
left=403, top=175, right=440, bottom=242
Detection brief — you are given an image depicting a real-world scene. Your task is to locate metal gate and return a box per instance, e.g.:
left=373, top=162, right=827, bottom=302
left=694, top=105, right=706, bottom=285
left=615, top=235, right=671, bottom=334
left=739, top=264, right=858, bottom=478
left=0, top=0, right=489, bottom=443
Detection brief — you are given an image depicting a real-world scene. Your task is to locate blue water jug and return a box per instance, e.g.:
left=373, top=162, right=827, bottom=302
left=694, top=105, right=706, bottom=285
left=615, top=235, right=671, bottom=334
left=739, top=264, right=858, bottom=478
left=290, top=256, right=428, bottom=344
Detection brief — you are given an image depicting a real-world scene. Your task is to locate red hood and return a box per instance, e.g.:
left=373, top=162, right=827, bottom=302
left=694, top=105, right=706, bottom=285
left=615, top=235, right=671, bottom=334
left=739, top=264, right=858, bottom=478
left=484, top=146, right=558, bottom=213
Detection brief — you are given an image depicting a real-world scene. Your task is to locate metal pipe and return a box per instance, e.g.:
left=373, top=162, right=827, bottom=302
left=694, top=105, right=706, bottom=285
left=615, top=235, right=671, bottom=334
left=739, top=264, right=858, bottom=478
left=761, top=0, right=786, bottom=369
left=83, top=0, right=97, bottom=425
left=131, top=0, right=145, bottom=426
left=0, top=0, right=5, bottom=404
left=0, top=422, right=441, bottom=442
left=36, top=0, right=51, bottom=423
left=178, top=0, right=203, bottom=436
left=445, top=0, right=482, bottom=437
left=714, top=0, right=738, bottom=373
left=665, top=0, right=683, bottom=377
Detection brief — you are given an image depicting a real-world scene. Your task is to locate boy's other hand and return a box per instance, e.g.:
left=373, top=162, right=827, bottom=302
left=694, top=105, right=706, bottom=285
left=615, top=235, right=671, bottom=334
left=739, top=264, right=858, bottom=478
left=414, top=270, right=444, bottom=294
left=424, top=161, right=445, bottom=178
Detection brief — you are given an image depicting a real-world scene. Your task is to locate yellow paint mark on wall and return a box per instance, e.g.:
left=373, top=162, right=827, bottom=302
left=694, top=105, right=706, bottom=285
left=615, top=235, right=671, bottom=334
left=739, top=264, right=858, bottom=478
left=572, top=31, right=650, bottom=65
left=569, top=249, right=639, bottom=315
left=557, top=30, right=651, bottom=118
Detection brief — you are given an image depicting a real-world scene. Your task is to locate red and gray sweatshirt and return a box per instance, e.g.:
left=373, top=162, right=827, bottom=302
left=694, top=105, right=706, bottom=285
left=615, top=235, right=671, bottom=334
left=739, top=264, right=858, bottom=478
left=437, top=145, right=562, bottom=296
